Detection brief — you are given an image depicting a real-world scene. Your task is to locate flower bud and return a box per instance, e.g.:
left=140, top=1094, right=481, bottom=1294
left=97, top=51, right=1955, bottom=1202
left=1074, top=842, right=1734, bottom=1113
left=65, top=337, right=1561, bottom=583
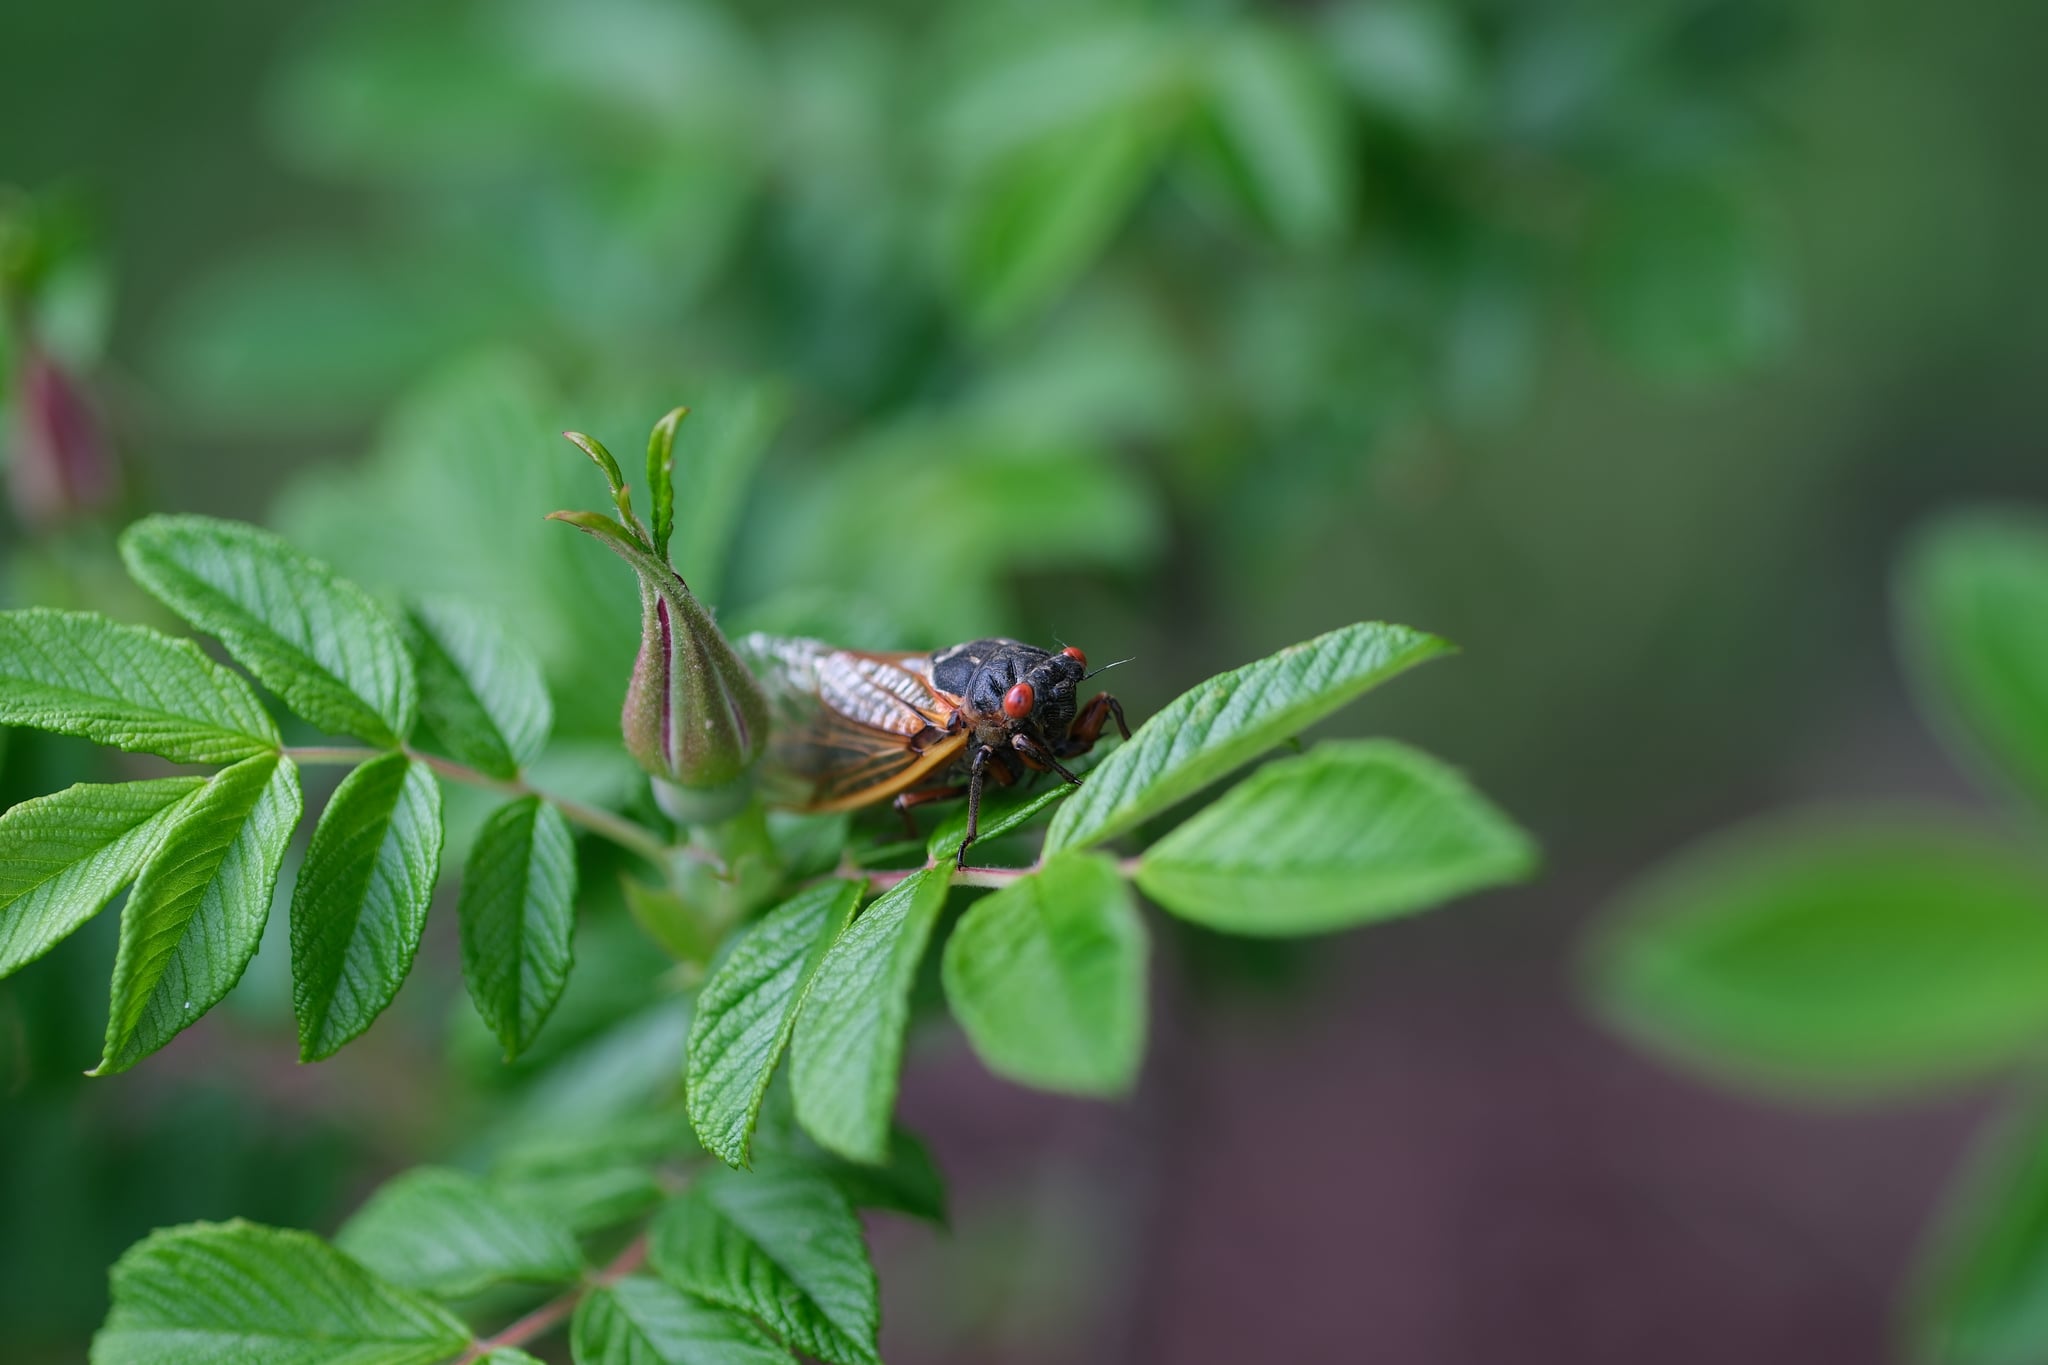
left=550, top=424, right=769, bottom=821
left=8, top=346, right=118, bottom=528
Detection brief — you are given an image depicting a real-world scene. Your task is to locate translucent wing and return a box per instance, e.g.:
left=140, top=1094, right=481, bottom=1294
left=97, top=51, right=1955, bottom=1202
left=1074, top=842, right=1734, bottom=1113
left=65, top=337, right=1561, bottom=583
left=738, top=634, right=970, bottom=811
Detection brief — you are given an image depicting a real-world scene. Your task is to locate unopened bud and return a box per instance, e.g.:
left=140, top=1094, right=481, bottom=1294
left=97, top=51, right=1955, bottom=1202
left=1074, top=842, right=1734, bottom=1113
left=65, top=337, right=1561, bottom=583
left=550, top=420, right=769, bottom=822
left=8, top=348, right=117, bottom=528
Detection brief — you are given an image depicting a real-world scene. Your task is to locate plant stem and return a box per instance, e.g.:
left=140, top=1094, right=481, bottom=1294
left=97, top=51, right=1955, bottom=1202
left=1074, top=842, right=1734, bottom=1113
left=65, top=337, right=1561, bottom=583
left=863, top=861, right=1034, bottom=892
left=282, top=745, right=674, bottom=871
left=454, top=1233, right=648, bottom=1363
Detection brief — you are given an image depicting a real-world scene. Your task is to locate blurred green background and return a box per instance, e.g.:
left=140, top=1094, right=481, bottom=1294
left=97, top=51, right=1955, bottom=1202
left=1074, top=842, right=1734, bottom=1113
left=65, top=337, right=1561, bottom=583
left=4, top=0, right=2047, bottom=1360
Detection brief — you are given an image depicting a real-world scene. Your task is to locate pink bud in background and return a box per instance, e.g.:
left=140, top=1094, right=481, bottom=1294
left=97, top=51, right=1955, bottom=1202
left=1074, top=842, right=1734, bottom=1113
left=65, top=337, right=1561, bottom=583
left=8, top=347, right=117, bottom=528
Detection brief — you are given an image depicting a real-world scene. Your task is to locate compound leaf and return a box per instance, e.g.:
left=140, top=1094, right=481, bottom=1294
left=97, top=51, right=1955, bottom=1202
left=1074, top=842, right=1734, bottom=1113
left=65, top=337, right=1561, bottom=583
left=1137, top=740, right=1536, bottom=934
left=95, top=755, right=302, bottom=1075
left=789, top=868, right=949, bottom=1164
left=649, top=1165, right=878, bottom=1365
left=459, top=796, right=577, bottom=1061
left=121, top=514, right=416, bottom=745
left=571, top=1276, right=792, bottom=1365
left=942, top=853, right=1147, bottom=1095
left=687, top=880, right=861, bottom=1168
left=91, top=1219, right=470, bottom=1365
left=0, top=778, right=207, bottom=980
left=408, top=598, right=552, bottom=779
left=1046, top=621, right=1451, bottom=853
left=0, top=608, right=277, bottom=763
left=336, top=1166, right=584, bottom=1300
left=291, top=753, right=443, bottom=1061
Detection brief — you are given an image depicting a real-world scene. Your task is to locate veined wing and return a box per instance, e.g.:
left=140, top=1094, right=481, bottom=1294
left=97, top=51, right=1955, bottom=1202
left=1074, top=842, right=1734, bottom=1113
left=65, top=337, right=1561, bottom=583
left=738, top=634, right=969, bottom=811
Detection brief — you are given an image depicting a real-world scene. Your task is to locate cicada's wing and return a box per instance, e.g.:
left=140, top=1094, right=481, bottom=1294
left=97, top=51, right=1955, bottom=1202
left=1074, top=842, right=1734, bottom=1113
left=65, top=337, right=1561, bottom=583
left=738, top=634, right=970, bottom=811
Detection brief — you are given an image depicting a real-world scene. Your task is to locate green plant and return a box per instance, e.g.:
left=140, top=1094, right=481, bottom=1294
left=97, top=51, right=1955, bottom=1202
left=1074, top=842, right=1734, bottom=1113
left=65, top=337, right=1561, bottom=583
left=1588, top=507, right=2048, bottom=1365
left=0, top=409, right=1535, bottom=1363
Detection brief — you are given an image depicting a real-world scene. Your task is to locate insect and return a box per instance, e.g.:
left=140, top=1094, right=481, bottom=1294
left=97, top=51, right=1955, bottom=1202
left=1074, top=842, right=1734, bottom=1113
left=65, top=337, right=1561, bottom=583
left=740, top=634, right=1131, bottom=868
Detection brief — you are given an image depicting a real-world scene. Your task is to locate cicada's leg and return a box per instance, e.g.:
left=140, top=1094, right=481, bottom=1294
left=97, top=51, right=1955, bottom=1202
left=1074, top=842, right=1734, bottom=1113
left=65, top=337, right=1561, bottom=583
left=1061, top=692, right=1130, bottom=757
left=893, top=784, right=968, bottom=837
left=956, top=745, right=994, bottom=870
left=1013, top=731, right=1084, bottom=786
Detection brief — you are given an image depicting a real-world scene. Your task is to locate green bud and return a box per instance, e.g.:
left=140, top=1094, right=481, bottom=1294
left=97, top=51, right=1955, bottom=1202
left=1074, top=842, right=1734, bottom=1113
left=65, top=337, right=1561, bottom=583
left=550, top=420, right=769, bottom=818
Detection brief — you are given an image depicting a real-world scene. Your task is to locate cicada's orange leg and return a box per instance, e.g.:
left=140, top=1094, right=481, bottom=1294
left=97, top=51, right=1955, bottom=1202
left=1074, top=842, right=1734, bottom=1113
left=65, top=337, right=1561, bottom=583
left=893, top=784, right=966, bottom=836
left=1061, top=692, right=1129, bottom=757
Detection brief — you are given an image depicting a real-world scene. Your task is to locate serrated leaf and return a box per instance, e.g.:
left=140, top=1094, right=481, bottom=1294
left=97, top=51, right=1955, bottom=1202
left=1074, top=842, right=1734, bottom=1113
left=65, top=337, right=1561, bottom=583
left=926, top=785, right=1071, bottom=866
left=0, top=608, right=278, bottom=763
left=291, top=754, right=443, bottom=1060
left=95, top=755, right=302, bottom=1074
left=810, top=1128, right=949, bottom=1225
left=335, top=1166, right=584, bottom=1300
left=1046, top=621, right=1451, bottom=853
left=1912, top=1095, right=2048, bottom=1365
left=1900, top=510, right=2048, bottom=818
left=91, top=1219, right=471, bottom=1365
left=408, top=598, right=552, bottom=779
left=649, top=1165, right=879, bottom=1365
left=572, top=1276, right=792, bottom=1365
left=645, top=407, right=685, bottom=566
left=121, top=514, right=416, bottom=745
left=0, top=778, right=207, bottom=980
left=459, top=797, right=577, bottom=1061
left=942, top=853, right=1147, bottom=1095
left=1591, top=813, right=2048, bottom=1096
left=492, top=1164, right=664, bottom=1238
left=1137, top=740, right=1536, bottom=934
left=687, top=881, right=861, bottom=1168
left=789, top=868, right=950, bottom=1163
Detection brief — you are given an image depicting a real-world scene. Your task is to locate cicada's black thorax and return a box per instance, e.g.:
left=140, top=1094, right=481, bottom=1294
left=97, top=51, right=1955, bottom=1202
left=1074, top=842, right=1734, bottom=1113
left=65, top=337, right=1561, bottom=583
left=931, top=637, right=1086, bottom=747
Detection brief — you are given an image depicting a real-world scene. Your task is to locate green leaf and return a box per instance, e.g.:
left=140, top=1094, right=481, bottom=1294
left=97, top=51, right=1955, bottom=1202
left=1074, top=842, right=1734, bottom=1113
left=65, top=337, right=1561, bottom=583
left=1900, top=510, right=2048, bottom=818
left=1045, top=621, right=1451, bottom=854
left=459, top=797, right=577, bottom=1061
left=91, top=1219, right=471, bottom=1365
left=645, top=407, right=685, bottom=565
left=1590, top=813, right=2048, bottom=1096
left=335, top=1165, right=584, bottom=1300
left=0, top=778, right=207, bottom=980
left=120, top=514, right=417, bottom=746
left=95, top=755, right=302, bottom=1075
left=408, top=598, right=552, bottom=780
left=291, top=754, right=443, bottom=1061
left=1196, top=24, right=1356, bottom=248
left=789, top=868, right=950, bottom=1163
left=687, top=880, right=861, bottom=1168
left=927, top=784, right=1071, bottom=866
left=0, top=608, right=278, bottom=763
left=1136, top=740, right=1536, bottom=934
left=649, top=1165, right=879, bottom=1365
left=479, top=1351, right=547, bottom=1365
left=941, top=853, right=1147, bottom=1095
left=809, top=1128, right=948, bottom=1225
left=949, top=107, right=1168, bottom=333
left=572, top=1276, right=792, bottom=1365
left=1912, top=1096, right=2048, bottom=1365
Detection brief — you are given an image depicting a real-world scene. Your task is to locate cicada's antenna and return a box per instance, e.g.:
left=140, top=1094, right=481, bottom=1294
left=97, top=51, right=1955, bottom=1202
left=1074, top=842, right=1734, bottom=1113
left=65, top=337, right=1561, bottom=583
left=1083, top=657, right=1134, bottom=682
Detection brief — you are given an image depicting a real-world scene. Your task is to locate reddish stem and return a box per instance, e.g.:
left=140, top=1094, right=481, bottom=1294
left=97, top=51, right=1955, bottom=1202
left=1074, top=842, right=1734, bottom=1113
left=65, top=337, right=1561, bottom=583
left=455, top=1234, right=648, bottom=1362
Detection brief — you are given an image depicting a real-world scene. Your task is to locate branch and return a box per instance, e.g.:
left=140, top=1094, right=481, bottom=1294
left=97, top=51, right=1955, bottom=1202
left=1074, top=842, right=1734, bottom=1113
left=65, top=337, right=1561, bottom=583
left=454, top=1233, right=648, bottom=1363
left=283, top=745, right=674, bottom=871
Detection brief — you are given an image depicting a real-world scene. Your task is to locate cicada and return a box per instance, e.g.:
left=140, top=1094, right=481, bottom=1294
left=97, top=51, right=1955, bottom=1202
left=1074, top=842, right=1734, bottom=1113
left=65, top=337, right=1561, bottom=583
left=740, top=634, right=1130, bottom=867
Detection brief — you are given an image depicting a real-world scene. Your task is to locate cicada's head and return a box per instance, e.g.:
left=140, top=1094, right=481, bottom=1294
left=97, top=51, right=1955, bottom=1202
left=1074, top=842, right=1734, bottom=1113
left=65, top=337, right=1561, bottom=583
left=993, top=644, right=1088, bottom=745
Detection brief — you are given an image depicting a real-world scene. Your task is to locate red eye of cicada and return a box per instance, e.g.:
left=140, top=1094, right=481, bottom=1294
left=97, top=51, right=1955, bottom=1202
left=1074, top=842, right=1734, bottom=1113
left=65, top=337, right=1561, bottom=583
left=1062, top=645, right=1086, bottom=666
left=1002, top=681, right=1034, bottom=720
